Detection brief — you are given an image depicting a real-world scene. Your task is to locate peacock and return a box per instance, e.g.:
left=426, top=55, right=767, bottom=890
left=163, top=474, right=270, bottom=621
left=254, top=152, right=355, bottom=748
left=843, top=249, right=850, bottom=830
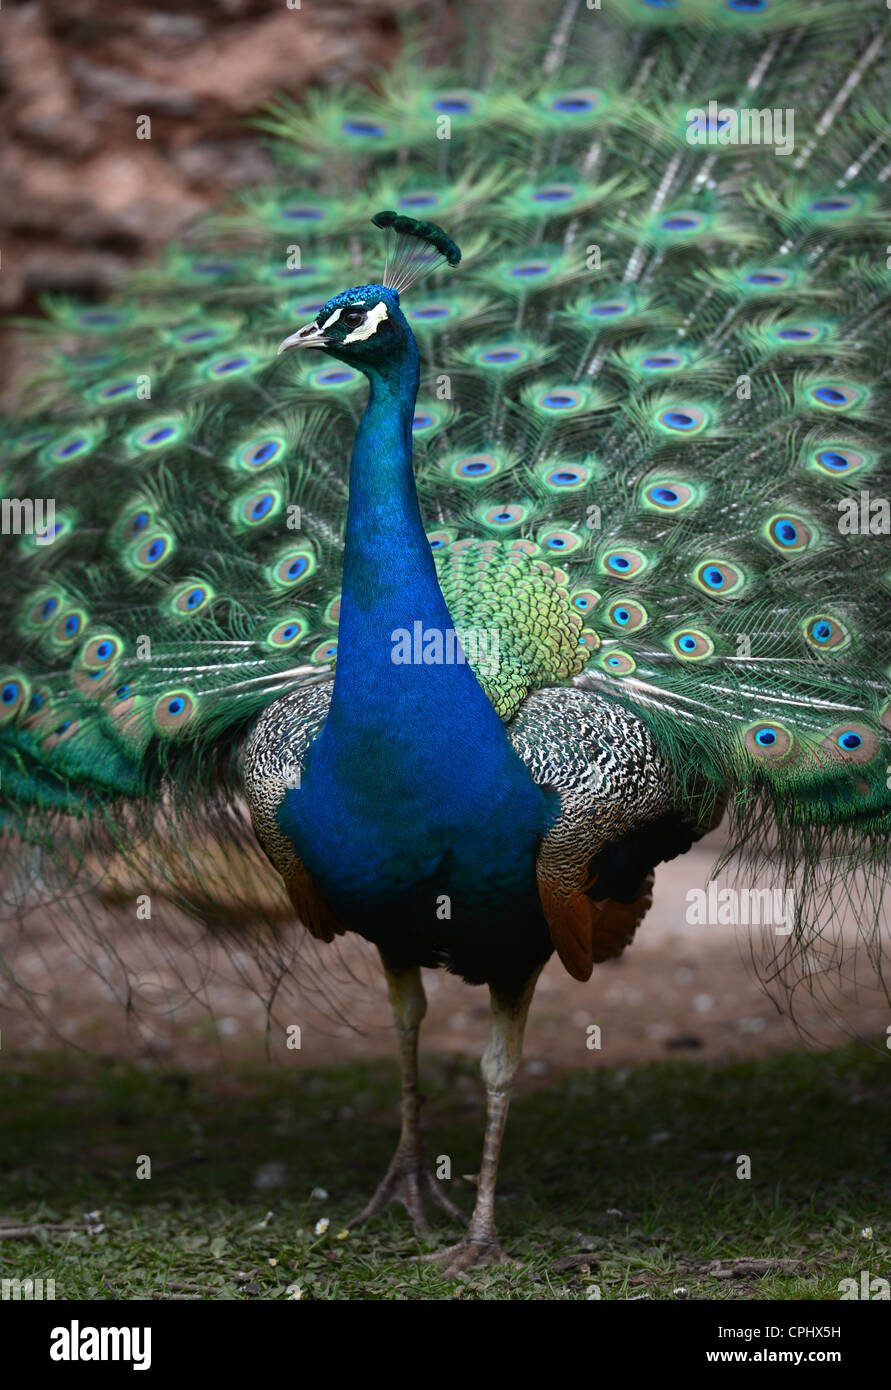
left=1, top=0, right=890, bottom=1276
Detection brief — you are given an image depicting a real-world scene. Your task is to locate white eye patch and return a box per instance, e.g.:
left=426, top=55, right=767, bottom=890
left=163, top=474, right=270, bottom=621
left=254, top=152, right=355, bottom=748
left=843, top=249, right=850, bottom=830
left=342, top=300, right=389, bottom=343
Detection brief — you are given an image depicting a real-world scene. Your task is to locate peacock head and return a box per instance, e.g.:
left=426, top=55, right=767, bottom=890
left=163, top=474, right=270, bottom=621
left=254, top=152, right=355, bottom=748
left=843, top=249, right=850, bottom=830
left=278, top=284, right=412, bottom=371
left=278, top=211, right=461, bottom=376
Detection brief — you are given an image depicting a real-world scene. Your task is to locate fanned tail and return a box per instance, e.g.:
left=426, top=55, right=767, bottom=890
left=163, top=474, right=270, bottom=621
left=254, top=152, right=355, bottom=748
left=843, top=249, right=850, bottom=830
left=1, top=0, right=888, bottom=985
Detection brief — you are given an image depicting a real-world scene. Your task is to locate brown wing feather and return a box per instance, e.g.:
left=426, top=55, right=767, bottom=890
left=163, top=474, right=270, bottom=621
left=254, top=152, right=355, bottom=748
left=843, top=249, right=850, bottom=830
left=281, top=856, right=346, bottom=943
left=538, top=872, right=655, bottom=982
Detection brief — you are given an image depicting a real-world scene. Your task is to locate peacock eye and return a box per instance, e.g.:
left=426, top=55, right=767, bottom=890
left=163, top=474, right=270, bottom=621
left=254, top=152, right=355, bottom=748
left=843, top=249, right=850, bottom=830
left=341, top=309, right=365, bottom=329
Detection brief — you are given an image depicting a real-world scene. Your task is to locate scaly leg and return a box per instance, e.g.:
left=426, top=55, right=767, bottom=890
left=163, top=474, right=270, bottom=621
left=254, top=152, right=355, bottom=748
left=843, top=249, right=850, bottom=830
left=420, top=965, right=542, bottom=1276
left=349, top=953, right=462, bottom=1235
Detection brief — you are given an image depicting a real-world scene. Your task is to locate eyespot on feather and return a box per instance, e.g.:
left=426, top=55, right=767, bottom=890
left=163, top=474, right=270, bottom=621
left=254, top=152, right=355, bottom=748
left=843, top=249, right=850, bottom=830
left=42, top=714, right=80, bottom=751
left=806, top=382, right=863, bottom=412
left=234, top=487, right=284, bottom=529
left=642, top=481, right=697, bottom=512
left=541, top=463, right=589, bottom=491
left=26, top=592, right=63, bottom=628
left=744, top=721, right=795, bottom=762
left=765, top=514, right=814, bottom=552
left=693, top=560, right=745, bottom=598
left=168, top=581, right=215, bottom=618
left=153, top=690, right=198, bottom=737
left=569, top=588, right=601, bottom=615
left=607, top=599, right=648, bottom=631
left=78, top=633, right=123, bottom=671
left=480, top=504, right=528, bottom=529
left=599, top=548, right=648, bottom=579
left=269, top=545, right=317, bottom=589
left=654, top=404, right=709, bottom=435
left=821, top=723, right=879, bottom=764
left=0, top=673, right=30, bottom=724
left=53, top=609, right=87, bottom=645
left=117, top=501, right=154, bottom=543
left=22, top=685, right=53, bottom=730
left=803, top=613, right=850, bottom=652
left=264, top=615, right=310, bottom=648
left=232, top=435, right=287, bottom=473
left=131, top=531, right=175, bottom=571
left=311, top=639, right=338, bottom=664
left=538, top=528, right=584, bottom=556
left=599, top=650, right=635, bottom=675
left=450, top=453, right=502, bottom=482
left=669, top=629, right=714, bottom=660
left=808, top=445, right=869, bottom=477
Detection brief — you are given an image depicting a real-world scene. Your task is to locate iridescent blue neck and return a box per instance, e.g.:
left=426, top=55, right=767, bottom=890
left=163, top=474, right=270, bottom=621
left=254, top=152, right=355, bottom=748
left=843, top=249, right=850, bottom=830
left=322, top=342, right=508, bottom=762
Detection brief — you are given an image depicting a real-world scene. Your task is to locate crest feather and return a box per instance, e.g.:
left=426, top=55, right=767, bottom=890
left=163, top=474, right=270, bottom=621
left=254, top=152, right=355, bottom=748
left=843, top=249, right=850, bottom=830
left=372, top=210, right=462, bottom=294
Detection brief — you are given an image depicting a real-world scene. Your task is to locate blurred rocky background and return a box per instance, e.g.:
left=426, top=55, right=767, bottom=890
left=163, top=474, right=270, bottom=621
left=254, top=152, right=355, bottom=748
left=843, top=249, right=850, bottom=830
left=0, top=0, right=458, bottom=320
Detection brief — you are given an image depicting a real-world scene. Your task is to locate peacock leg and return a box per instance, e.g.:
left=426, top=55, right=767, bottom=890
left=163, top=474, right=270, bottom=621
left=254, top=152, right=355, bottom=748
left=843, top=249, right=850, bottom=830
left=419, top=965, right=542, bottom=1276
left=348, top=954, right=463, bottom=1235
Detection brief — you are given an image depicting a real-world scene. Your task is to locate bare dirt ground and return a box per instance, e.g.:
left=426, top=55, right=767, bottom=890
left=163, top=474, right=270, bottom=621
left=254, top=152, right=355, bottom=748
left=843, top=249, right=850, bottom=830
left=2, top=827, right=887, bottom=1081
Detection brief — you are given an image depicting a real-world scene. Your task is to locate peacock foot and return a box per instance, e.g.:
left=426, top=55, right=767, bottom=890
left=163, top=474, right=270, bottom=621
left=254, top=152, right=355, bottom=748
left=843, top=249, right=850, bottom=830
left=415, top=1226, right=514, bottom=1277
left=348, top=1146, right=463, bottom=1237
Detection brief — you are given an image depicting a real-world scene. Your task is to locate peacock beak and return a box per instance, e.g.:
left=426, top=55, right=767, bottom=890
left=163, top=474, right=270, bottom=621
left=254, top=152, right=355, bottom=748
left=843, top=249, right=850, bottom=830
left=277, top=321, right=329, bottom=354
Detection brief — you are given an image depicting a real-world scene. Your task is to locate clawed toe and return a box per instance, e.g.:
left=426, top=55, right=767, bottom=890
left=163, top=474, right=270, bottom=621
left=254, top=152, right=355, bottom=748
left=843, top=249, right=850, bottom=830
left=414, top=1230, right=514, bottom=1277
left=348, top=1150, right=462, bottom=1236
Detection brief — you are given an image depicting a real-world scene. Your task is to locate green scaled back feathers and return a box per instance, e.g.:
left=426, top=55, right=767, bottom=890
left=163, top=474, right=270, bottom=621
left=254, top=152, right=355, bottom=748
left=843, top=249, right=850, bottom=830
left=1, top=0, right=890, bottom=956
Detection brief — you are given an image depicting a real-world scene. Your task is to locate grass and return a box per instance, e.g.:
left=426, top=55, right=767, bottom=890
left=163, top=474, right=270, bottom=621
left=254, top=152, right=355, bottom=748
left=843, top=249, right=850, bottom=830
left=0, top=1041, right=889, bottom=1300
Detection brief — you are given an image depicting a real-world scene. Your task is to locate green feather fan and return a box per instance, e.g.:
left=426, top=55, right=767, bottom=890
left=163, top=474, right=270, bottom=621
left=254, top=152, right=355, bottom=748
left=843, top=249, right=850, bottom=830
left=1, top=0, right=889, bottom=974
